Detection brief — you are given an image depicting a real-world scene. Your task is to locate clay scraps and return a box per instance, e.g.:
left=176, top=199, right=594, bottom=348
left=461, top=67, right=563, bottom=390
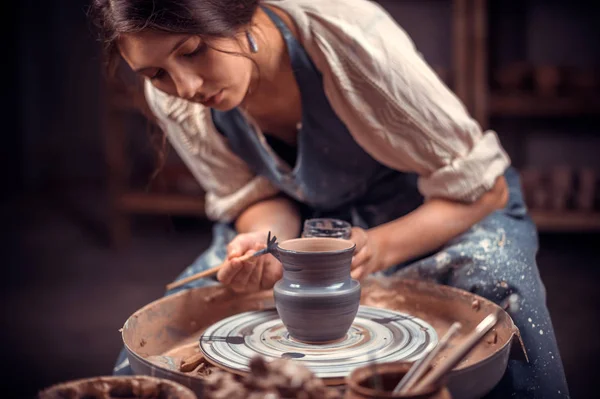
left=202, top=356, right=342, bottom=399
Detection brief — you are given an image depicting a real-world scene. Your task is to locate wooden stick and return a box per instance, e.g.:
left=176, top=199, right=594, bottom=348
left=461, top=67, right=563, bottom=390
left=394, top=322, right=462, bottom=394
left=165, top=252, right=256, bottom=291
left=179, top=353, right=205, bottom=372
left=412, top=311, right=499, bottom=393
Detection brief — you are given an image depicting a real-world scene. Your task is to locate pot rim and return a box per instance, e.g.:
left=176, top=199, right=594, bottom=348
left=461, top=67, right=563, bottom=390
left=277, top=237, right=356, bottom=254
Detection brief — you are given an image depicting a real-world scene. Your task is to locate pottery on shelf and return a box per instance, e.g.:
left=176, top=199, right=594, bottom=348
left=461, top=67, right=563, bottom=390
left=534, top=65, right=561, bottom=97
left=345, top=362, right=452, bottom=399
left=576, top=168, right=596, bottom=211
left=493, top=62, right=531, bottom=93
left=269, top=237, right=360, bottom=343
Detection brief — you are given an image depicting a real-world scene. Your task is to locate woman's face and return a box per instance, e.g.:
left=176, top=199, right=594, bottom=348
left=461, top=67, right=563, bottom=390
left=119, top=30, right=254, bottom=110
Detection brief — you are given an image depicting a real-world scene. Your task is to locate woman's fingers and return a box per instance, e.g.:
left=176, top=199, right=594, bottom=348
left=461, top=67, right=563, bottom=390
left=227, top=232, right=263, bottom=258
left=226, top=237, right=250, bottom=259
left=261, top=255, right=283, bottom=289
left=351, top=265, right=365, bottom=280
left=350, top=227, right=368, bottom=252
left=246, top=244, right=266, bottom=291
left=221, top=237, right=283, bottom=292
left=349, top=227, right=377, bottom=280
left=246, top=261, right=264, bottom=291
left=352, top=245, right=370, bottom=270
left=220, top=243, right=267, bottom=292
left=229, top=257, right=258, bottom=292
left=217, top=258, right=243, bottom=285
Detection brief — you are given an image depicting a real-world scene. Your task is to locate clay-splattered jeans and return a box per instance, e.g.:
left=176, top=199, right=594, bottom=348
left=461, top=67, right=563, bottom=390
left=383, top=174, right=570, bottom=398
left=113, top=172, right=570, bottom=398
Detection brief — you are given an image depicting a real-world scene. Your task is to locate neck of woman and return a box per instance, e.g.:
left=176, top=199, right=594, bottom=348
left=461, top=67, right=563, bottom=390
left=239, top=7, right=302, bottom=131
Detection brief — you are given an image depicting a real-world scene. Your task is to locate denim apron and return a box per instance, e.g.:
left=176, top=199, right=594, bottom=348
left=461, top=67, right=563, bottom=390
left=114, top=7, right=570, bottom=398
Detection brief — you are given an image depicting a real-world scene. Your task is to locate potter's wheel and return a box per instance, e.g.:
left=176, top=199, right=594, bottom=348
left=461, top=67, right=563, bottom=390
left=122, top=278, right=521, bottom=399
left=199, top=306, right=438, bottom=381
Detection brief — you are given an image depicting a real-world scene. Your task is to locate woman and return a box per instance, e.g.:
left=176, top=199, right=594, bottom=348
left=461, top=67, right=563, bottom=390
left=91, top=0, right=569, bottom=397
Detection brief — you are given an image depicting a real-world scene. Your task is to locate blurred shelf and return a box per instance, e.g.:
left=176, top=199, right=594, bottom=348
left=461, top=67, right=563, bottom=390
left=117, top=191, right=205, bottom=216
left=490, top=94, right=600, bottom=117
left=531, top=210, right=600, bottom=232
left=109, top=89, right=157, bottom=122
left=110, top=90, right=141, bottom=112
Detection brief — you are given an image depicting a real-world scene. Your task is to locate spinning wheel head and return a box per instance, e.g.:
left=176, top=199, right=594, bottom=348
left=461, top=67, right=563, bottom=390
left=199, top=306, right=438, bottom=382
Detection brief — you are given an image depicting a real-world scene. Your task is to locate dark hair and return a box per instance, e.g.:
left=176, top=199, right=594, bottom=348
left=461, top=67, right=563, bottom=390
left=89, top=0, right=260, bottom=73
left=89, top=0, right=260, bottom=186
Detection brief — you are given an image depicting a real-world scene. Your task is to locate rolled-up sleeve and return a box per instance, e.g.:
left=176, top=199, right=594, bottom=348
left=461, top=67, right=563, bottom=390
left=298, top=0, right=511, bottom=202
left=144, top=81, right=279, bottom=222
left=417, top=130, right=510, bottom=202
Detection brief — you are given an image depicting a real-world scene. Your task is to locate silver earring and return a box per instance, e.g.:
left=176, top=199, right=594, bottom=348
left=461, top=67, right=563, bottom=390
left=246, top=30, right=258, bottom=53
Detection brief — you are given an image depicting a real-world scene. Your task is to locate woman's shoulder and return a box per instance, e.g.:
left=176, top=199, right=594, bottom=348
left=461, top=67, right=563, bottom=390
left=268, top=0, right=390, bottom=20
left=266, top=0, right=412, bottom=43
left=266, top=0, right=417, bottom=91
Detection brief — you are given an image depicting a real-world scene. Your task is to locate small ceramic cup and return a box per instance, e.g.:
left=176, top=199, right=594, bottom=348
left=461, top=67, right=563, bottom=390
left=38, top=375, right=197, bottom=399
left=345, top=362, right=452, bottom=399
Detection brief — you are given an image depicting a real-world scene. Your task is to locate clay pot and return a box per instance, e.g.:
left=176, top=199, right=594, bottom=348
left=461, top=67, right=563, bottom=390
left=38, top=375, right=197, bottom=399
left=345, top=362, right=452, bottom=399
left=270, top=237, right=360, bottom=343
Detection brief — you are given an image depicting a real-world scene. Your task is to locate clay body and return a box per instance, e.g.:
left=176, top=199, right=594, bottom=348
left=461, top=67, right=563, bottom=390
left=270, top=237, right=361, bottom=343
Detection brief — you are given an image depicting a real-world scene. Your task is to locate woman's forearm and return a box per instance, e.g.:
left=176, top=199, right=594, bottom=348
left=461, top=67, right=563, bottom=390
left=371, top=176, right=509, bottom=269
left=235, top=196, right=301, bottom=241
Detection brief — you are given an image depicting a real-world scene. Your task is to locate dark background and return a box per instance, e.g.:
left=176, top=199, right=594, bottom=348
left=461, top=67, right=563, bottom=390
left=4, top=0, right=599, bottom=398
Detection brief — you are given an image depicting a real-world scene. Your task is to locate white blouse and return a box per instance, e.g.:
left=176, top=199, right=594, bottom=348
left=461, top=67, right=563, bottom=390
left=144, top=0, right=511, bottom=222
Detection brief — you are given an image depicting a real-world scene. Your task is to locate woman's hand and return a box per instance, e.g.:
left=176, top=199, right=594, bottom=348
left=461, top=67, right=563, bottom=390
left=217, top=230, right=283, bottom=293
left=349, top=227, right=384, bottom=280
